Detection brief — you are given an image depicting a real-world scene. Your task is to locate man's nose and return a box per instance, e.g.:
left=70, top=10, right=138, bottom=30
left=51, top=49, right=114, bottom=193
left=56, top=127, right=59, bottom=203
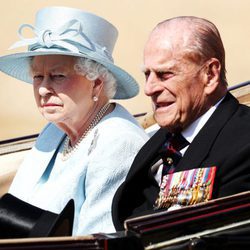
left=144, top=72, right=158, bottom=96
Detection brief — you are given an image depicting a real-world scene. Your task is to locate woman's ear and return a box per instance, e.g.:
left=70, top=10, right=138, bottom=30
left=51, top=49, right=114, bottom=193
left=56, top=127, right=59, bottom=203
left=92, top=78, right=104, bottom=98
left=204, top=58, right=221, bottom=95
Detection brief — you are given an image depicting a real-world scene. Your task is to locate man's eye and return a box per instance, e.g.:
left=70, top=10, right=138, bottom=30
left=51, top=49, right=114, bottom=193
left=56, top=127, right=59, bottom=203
left=144, top=71, right=150, bottom=80
left=157, top=71, right=174, bottom=80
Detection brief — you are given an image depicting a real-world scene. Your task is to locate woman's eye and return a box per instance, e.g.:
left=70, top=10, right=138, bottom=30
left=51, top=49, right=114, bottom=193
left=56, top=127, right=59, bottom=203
left=33, top=75, right=43, bottom=82
left=52, top=74, right=66, bottom=80
left=54, top=74, right=65, bottom=78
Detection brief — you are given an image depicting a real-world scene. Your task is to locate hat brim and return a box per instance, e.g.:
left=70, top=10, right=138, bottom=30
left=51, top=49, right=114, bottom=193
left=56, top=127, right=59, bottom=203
left=29, top=199, right=75, bottom=237
left=0, top=193, right=75, bottom=239
left=0, top=49, right=139, bottom=99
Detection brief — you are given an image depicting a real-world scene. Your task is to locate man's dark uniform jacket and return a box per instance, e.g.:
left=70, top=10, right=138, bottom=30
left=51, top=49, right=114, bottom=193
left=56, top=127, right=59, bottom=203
left=112, top=92, right=250, bottom=230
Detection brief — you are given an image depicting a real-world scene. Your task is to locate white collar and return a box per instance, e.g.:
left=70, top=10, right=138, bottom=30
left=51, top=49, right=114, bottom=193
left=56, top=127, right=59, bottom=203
left=182, top=97, right=225, bottom=145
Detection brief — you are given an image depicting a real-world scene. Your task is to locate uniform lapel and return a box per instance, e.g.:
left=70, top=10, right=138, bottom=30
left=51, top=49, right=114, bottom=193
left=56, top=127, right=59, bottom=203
left=126, top=127, right=171, bottom=180
left=113, top=128, right=171, bottom=224
left=177, top=93, right=239, bottom=171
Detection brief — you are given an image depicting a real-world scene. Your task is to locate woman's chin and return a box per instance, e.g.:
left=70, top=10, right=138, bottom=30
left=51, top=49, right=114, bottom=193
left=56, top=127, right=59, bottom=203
left=42, top=113, right=62, bottom=123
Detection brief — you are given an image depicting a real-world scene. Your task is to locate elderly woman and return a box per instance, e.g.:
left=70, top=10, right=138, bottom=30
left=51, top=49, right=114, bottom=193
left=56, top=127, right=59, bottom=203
left=0, top=6, right=148, bottom=235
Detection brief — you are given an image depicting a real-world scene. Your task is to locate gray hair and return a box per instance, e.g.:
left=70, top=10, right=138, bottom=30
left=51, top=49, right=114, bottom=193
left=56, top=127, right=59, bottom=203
left=29, top=56, right=117, bottom=98
left=156, top=16, right=227, bottom=86
left=74, top=57, right=117, bottom=99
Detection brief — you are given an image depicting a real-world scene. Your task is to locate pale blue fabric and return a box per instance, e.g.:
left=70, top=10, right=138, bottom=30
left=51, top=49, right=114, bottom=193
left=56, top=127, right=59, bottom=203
left=9, top=104, right=149, bottom=235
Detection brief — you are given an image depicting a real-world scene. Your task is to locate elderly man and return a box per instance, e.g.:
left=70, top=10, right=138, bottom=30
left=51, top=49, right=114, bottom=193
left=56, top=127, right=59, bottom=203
left=112, top=16, right=250, bottom=230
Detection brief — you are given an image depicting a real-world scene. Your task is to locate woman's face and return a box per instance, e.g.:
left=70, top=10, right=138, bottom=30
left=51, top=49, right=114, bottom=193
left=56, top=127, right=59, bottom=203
left=32, top=55, right=95, bottom=127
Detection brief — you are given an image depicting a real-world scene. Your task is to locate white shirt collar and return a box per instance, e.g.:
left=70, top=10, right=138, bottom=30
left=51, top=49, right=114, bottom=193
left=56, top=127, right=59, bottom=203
left=182, top=97, right=225, bottom=145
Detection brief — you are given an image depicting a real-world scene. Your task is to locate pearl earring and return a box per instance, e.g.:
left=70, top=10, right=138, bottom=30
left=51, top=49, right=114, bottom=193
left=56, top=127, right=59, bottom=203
left=93, top=96, right=98, bottom=102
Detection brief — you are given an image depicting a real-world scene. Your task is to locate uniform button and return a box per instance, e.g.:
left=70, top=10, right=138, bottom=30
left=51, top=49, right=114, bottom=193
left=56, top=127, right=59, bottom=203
left=166, top=157, right=173, bottom=165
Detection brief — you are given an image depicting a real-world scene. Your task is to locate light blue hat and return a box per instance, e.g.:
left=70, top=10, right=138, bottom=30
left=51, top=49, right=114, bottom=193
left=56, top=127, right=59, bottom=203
left=0, top=6, right=139, bottom=99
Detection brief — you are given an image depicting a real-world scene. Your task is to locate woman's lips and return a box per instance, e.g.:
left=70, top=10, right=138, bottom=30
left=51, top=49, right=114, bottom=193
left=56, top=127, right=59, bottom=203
left=42, top=103, right=62, bottom=108
left=42, top=103, right=62, bottom=107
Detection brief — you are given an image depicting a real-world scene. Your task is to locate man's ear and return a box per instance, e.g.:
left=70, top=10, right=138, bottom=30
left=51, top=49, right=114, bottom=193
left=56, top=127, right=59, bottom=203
left=204, top=58, right=221, bottom=95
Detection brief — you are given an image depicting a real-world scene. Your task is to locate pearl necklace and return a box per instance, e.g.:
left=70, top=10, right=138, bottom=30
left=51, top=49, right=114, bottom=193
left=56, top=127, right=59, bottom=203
left=62, top=102, right=111, bottom=161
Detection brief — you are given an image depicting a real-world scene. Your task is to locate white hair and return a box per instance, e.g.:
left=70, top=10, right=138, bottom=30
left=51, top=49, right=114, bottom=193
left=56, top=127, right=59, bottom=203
left=74, top=57, right=117, bottom=99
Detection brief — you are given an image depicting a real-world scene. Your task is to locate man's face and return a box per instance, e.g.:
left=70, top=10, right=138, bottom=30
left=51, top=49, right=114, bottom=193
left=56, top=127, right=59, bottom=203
left=143, top=30, right=208, bottom=132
